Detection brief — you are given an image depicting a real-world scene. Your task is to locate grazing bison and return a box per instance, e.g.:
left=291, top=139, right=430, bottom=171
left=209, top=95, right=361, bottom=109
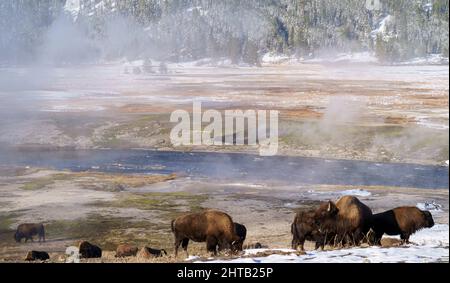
left=115, top=244, right=138, bottom=258
left=78, top=241, right=102, bottom=259
left=171, top=210, right=240, bottom=257
left=291, top=209, right=325, bottom=251
left=233, top=223, right=247, bottom=252
left=371, top=207, right=434, bottom=245
left=314, top=196, right=373, bottom=246
left=14, top=223, right=45, bottom=243
left=139, top=247, right=168, bottom=258
left=25, top=251, right=50, bottom=261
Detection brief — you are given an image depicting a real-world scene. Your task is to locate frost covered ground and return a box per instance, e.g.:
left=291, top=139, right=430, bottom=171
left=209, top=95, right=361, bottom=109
left=196, top=225, right=449, bottom=263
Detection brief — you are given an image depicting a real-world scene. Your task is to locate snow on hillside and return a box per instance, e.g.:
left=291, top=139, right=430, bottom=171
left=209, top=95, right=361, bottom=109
left=64, top=0, right=81, bottom=20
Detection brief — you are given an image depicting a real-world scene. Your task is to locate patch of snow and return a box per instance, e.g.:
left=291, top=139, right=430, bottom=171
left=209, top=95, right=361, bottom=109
left=399, top=54, right=449, bottom=66
left=199, top=225, right=449, bottom=263
left=64, top=0, right=81, bottom=21
left=306, top=52, right=379, bottom=64
left=417, top=201, right=443, bottom=213
left=370, top=15, right=392, bottom=39
left=307, top=189, right=372, bottom=197
left=262, top=53, right=291, bottom=64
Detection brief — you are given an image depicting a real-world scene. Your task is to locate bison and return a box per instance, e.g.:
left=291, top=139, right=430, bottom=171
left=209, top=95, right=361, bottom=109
left=78, top=241, right=102, bottom=259
left=14, top=223, right=45, bottom=243
left=171, top=210, right=240, bottom=257
left=370, top=207, right=434, bottom=245
left=139, top=247, right=168, bottom=258
left=244, top=242, right=265, bottom=249
left=25, top=251, right=50, bottom=261
left=291, top=209, right=325, bottom=251
left=233, top=223, right=247, bottom=252
left=314, top=196, right=373, bottom=246
left=115, top=244, right=138, bottom=258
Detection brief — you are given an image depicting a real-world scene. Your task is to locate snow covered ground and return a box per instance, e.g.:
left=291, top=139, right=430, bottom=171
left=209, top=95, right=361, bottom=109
left=196, top=224, right=449, bottom=263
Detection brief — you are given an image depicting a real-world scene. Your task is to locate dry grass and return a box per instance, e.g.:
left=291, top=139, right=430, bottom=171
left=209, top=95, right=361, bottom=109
left=73, top=172, right=177, bottom=188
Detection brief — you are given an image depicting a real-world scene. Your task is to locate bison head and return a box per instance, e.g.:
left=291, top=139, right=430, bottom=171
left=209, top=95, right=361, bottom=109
left=314, top=201, right=339, bottom=232
left=422, top=211, right=435, bottom=228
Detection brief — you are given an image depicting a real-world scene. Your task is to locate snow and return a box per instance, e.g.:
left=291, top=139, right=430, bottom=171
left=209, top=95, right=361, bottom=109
left=64, top=0, right=81, bottom=21
left=307, top=189, right=372, bottom=197
left=417, top=201, right=443, bottom=213
left=262, top=53, right=292, bottom=64
left=305, top=52, right=379, bottom=64
left=197, top=225, right=449, bottom=263
left=370, top=15, right=392, bottom=39
left=399, top=54, right=449, bottom=66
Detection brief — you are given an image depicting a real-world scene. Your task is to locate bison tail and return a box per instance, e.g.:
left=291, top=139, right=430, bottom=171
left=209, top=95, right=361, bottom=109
left=170, top=219, right=175, bottom=232
left=291, top=222, right=298, bottom=238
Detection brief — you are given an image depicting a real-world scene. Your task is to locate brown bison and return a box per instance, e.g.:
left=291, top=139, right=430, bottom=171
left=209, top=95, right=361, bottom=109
left=25, top=251, right=50, bottom=261
left=291, top=209, right=325, bottom=251
left=14, top=223, right=45, bottom=243
left=171, top=210, right=240, bottom=257
left=314, top=196, right=373, bottom=246
left=233, top=223, right=247, bottom=252
left=115, top=244, right=138, bottom=258
left=78, top=241, right=102, bottom=258
left=138, top=247, right=168, bottom=258
left=370, top=207, right=434, bottom=245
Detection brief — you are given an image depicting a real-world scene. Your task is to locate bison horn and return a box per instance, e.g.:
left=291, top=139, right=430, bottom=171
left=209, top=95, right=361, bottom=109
left=327, top=202, right=332, bottom=212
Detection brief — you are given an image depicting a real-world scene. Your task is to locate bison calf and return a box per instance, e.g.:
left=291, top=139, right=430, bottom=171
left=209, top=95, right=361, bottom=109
left=139, top=247, right=168, bottom=259
left=171, top=210, right=240, bottom=257
left=115, top=244, right=138, bottom=258
left=371, top=207, right=434, bottom=245
left=79, top=241, right=102, bottom=259
left=14, top=223, right=45, bottom=243
left=25, top=251, right=50, bottom=261
left=291, top=209, right=325, bottom=251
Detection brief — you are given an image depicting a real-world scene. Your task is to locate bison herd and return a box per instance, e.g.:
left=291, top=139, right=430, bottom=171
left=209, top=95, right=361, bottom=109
left=14, top=195, right=435, bottom=261
left=291, top=196, right=435, bottom=251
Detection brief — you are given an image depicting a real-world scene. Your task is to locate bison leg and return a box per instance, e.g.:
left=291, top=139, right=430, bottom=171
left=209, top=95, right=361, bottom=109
left=400, top=234, right=410, bottom=245
left=291, top=238, right=299, bottom=250
left=174, top=237, right=183, bottom=257
left=181, top=238, right=190, bottom=257
left=353, top=229, right=363, bottom=246
left=206, top=236, right=218, bottom=256
left=298, top=237, right=306, bottom=252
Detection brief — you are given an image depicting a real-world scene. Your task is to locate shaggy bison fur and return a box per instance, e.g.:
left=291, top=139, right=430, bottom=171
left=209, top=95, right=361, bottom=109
left=171, top=210, right=240, bottom=257
left=371, top=207, right=434, bottom=245
left=14, top=223, right=45, bottom=243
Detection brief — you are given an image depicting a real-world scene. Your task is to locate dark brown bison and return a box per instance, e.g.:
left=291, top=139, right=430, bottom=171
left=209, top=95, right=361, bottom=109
left=78, top=241, right=102, bottom=259
left=291, top=209, right=325, bottom=251
left=115, top=244, right=138, bottom=258
left=171, top=210, right=240, bottom=257
left=314, top=196, right=373, bottom=246
left=25, top=251, right=50, bottom=261
left=370, top=207, right=434, bottom=245
left=233, top=223, right=247, bottom=252
left=14, top=223, right=45, bottom=243
left=244, top=242, right=265, bottom=249
left=139, top=247, right=168, bottom=258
